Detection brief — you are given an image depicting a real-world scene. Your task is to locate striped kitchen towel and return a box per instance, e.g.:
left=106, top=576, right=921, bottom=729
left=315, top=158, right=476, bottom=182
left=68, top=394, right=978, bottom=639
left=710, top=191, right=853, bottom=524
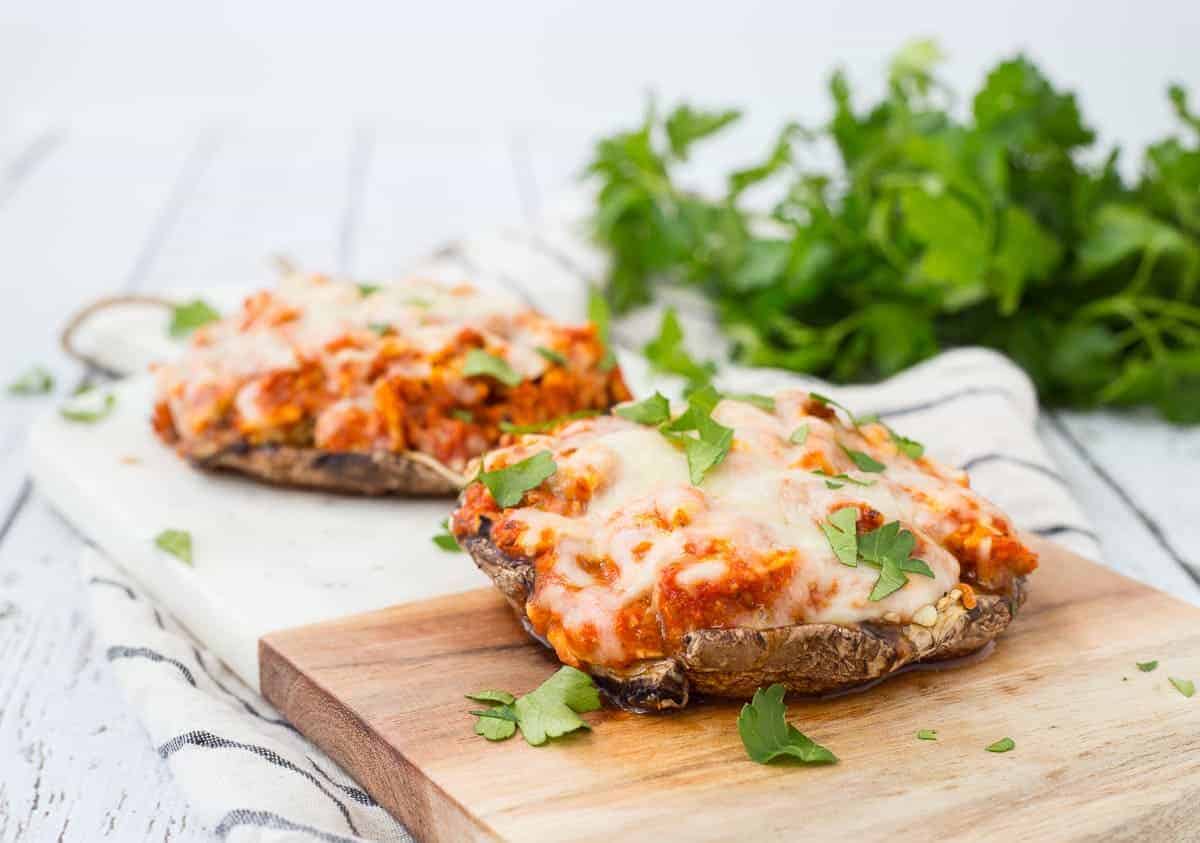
left=75, top=218, right=1097, bottom=843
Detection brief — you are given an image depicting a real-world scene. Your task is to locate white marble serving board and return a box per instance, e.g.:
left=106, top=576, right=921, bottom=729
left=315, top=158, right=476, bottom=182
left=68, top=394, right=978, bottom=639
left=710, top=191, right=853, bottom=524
left=31, top=373, right=491, bottom=685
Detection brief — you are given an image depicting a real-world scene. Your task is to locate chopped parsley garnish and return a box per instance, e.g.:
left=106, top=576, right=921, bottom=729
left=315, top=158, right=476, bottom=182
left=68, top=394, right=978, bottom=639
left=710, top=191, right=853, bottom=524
left=1137, top=660, right=1159, bottom=672
left=820, top=508, right=859, bottom=567
left=812, top=470, right=874, bottom=489
left=357, top=283, right=381, bottom=296
left=726, top=392, right=776, bottom=412
left=841, top=445, right=886, bottom=473
left=809, top=392, right=866, bottom=426
left=643, top=308, right=716, bottom=391
left=587, top=288, right=617, bottom=372
left=463, top=349, right=523, bottom=387
left=1170, top=677, right=1195, bottom=698
left=858, top=521, right=934, bottom=601
left=154, top=529, right=193, bottom=565
left=465, top=689, right=516, bottom=705
left=451, top=409, right=474, bottom=423
left=986, top=737, right=1015, bottom=753
left=8, top=365, right=54, bottom=396
left=738, top=684, right=837, bottom=765
left=887, top=426, right=925, bottom=459
left=816, top=516, right=933, bottom=600
left=468, top=666, right=601, bottom=745
left=368, top=322, right=391, bottom=336
left=788, top=424, right=809, bottom=445
left=660, top=386, right=733, bottom=485
left=433, top=519, right=461, bottom=552
left=59, top=389, right=116, bottom=423
left=917, top=729, right=938, bottom=741
left=168, top=299, right=221, bottom=338
left=536, top=346, right=568, bottom=366
left=615, top=392, right=671, bottom=425
left=478, top=451, right=557, bottom=507
left=499, top=410, right=600, bottom=434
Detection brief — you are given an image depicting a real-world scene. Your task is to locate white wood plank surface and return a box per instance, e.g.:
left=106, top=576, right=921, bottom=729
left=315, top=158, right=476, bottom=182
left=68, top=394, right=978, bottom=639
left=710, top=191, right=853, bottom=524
left=0, top=499, right=205, bottom=842
left=2, top=120, right=1199, bottom=843
left=0, top=129, right=214, bottom=843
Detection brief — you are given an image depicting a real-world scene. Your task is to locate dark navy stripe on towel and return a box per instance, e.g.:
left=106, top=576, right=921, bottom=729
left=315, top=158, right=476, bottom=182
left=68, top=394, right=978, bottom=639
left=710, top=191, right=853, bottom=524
left=214, top=809, right=361, bottom=843
left=159, top=731, right=358, bottom=836
left=107, top=645, right=196, bottom=686
left=1030, top=524, right=1100, bottom=542
left=874, top=386, right=1019, bottom=420
left=89, top=576, right=137, bottom=600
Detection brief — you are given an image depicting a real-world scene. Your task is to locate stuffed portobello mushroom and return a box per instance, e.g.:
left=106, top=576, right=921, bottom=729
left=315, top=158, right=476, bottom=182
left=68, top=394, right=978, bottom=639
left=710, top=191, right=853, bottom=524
left=152, top=272, right=630, bottom=495
left=451, top=387, right=1037, bottom=710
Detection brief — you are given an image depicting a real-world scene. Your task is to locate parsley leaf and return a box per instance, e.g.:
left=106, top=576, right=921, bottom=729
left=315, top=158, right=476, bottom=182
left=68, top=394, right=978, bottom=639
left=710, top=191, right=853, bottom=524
left=857, top=521, right=934, bottom=601
left=841, top=445, right=886, bottom=473
left=536, top=346, right=568, bottom=366
left=499, top=410, right=600, bottom=434
left=59, top=389, right=116, bottom=423
left=587, top=288, right=616, bottom=372
left=887, top=427, right=925, bottom=459
left=659, top=386, right=734, bottom=485
left=615, top=392, right=671, bottom=425
left=478, top=451, right=557, bottom=507
left=812, top=470, right=874, bottom=489
left=357, top=283, right=381, bottom=296
left=738, top=684, right=837, bottom=765
left=168, top=299, right=221, bottom=338
left=469, top=666, right=602, bottom=746
left=8, top=365, right=54, bottom=396
left=661, top=384, right=722, bottom=432
left=643, top=308, right=716, bottom=391
left=917, top=729, right=938, bottom=741
left=368, top=322, right=391, bottom=336
left=433, top=519, right=461, bottom=552
left=676, top=426, right=733, bottom=486
left=808, top=392, right=869, bottom=426
left=789, top=424, right=809, bottom=445
left=451, top=409, right=474, bottom=423
left=1170, top=677, right=1195, bottom=698
left=1137, top=660, right=1159, bottom=672
left=820, top=508, right=859, bottom=567
left=726, top=392, right=776, bottom=412
left=472, top=707, right=518, bottom=741
left=463, top=349, right=523, bottom=387
left=155, top=529, right=193, bottom=565
left=466, top=689, right=516, bottom=705
left=986, top=737, right=1015, bottom=753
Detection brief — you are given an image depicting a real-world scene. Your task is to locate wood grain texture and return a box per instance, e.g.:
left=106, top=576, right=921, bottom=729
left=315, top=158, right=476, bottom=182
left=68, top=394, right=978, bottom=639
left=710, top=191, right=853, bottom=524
left=261, top=538, right=1200, bottom=843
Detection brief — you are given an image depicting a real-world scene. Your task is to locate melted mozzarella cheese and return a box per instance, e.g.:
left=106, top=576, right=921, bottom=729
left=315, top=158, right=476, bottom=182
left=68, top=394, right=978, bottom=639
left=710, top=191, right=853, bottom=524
left=501, top=394, right=999, bottom=663
left=157, top=273, right=590, bottom=453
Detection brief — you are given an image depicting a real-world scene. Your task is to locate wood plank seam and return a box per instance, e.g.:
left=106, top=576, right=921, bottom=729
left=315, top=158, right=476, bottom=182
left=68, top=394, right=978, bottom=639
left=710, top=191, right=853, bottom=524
left=0, top=129, right=62, bottom=211
left=124, top=129, right=224, bottom=293
left=1046, top=411, right=1200, bottom=587
left=338, top=124, right=375, bottom=277
left=505, top=132, right=539, bottom=222
left=0, top=131, right=222, bottom=553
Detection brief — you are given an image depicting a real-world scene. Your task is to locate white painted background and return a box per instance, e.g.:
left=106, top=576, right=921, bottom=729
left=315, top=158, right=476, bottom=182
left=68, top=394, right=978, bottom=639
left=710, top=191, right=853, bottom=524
left=1, top=3, right=1199, bottom=840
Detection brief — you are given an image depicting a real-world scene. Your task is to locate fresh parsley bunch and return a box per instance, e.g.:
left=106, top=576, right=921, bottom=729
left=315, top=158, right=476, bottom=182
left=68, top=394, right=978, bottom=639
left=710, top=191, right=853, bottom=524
left=587, top=40, right=1200, bottom=422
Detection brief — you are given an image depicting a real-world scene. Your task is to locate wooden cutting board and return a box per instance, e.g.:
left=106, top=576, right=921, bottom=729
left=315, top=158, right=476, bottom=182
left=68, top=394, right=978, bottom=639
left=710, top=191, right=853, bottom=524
left=260, top=539, right=1200, bottom=842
